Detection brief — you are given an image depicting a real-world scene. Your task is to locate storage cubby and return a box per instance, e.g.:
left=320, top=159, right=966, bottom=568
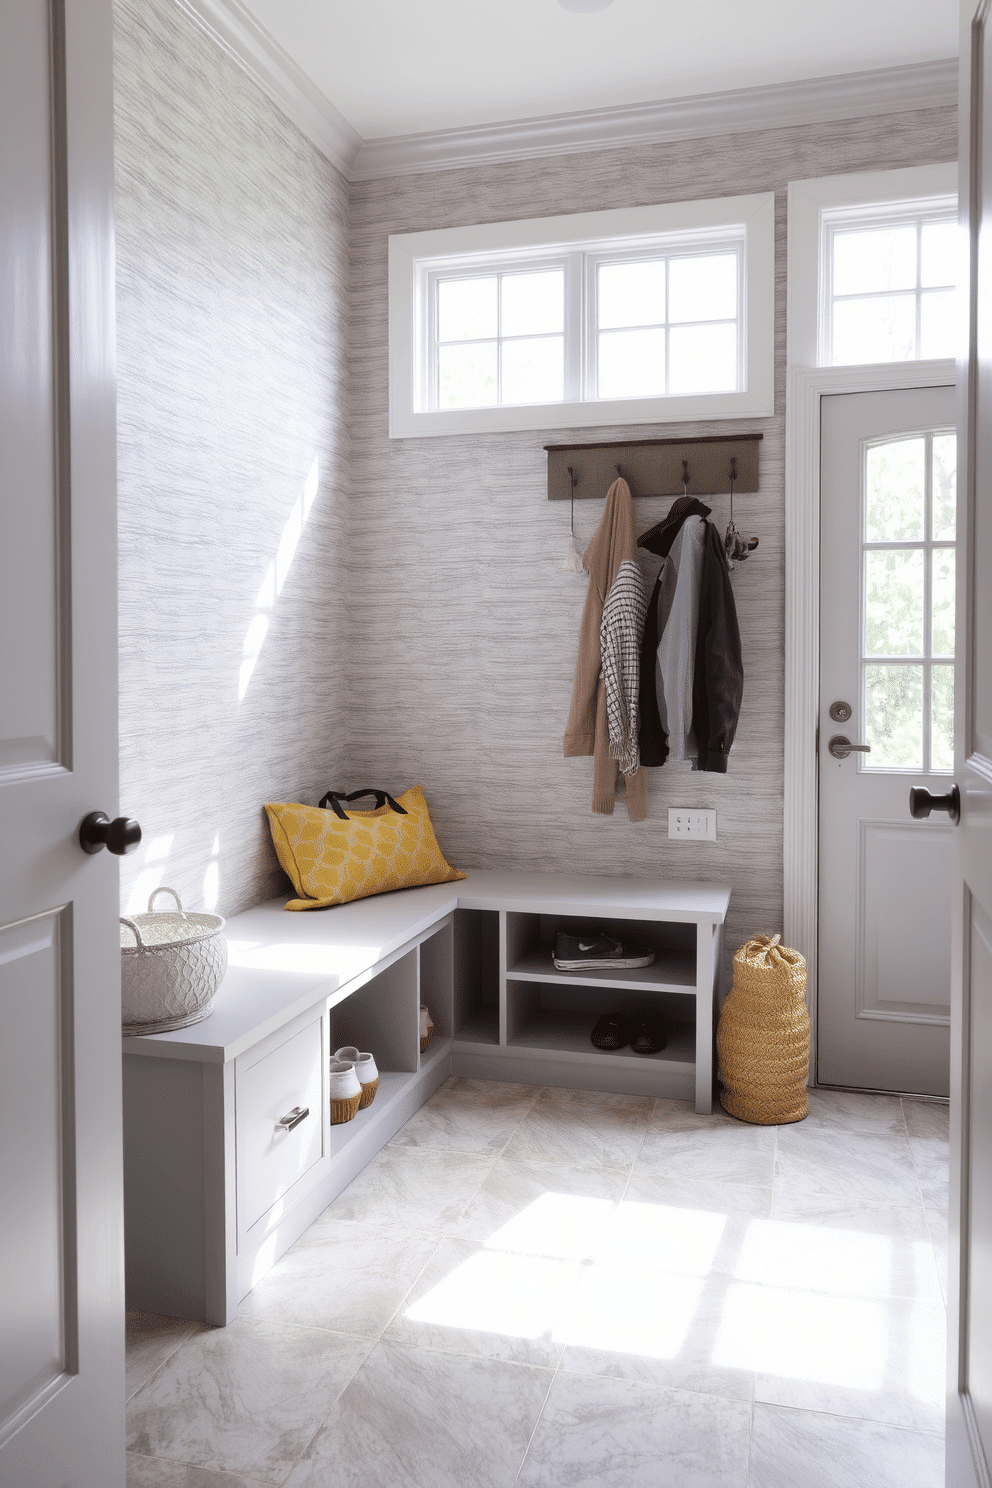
left=452, top=907, right=500, bottom=1046
left=329, top=948, right=419, bottom=1077
left=505, top=979, right=695, bottom=1066
left=505, top=911, right=696, bottom=992
left=328, top=949, right=420, bottom=1158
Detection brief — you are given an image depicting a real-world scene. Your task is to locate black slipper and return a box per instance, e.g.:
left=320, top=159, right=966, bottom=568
left=590, top=1014, right=633, bottom=1051
left=630, top=1015, right=668, bottom=1055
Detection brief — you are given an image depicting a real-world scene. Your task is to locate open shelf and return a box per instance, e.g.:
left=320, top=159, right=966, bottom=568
left=328, top=1068, right=418, bottom=1157
left=329, top=949, right=418, bottom=1076
left=453, top=1006, right=499, bottom=1047
left=452, top=907, right=500, bottom=1048
left=507, top=942, right=695, bottom=993
left=506, top=1008, right=694, bottom=1066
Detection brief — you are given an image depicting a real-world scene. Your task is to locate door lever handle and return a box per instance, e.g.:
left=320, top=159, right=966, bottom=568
left=828, top=735, right=872, bottom=760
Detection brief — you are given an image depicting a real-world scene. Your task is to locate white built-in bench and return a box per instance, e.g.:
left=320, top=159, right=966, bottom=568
left=122, top=868, right=730, bottom=1325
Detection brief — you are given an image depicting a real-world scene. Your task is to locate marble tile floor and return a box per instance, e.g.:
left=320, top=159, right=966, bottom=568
left=126, top=1080, right=949, bottom=1488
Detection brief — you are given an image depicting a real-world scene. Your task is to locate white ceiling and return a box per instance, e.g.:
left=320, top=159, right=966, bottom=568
left=239, top=0, right=957, bottom=142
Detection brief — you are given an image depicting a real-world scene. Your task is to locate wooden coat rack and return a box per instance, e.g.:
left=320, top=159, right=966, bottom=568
left=546, top=433, right=762, bottom=502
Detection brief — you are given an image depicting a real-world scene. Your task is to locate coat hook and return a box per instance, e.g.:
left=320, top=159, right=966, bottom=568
left=562, top=465, right=584, bottom=572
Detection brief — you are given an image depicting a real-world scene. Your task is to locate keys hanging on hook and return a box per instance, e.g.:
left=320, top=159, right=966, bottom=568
left=681, top=459, right=690, bottom=497
left=562, top=465, right=584, bottom=573
left=724, top=455, right=758, bottom=569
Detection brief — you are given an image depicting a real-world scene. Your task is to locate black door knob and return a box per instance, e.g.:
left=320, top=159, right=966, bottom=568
left=79, top=811, right=142, bottom=856
left=909, top=785, right=961, bottom=824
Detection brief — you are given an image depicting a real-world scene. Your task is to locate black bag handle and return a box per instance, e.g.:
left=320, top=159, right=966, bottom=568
left=318, top=788, right=408, bottom=821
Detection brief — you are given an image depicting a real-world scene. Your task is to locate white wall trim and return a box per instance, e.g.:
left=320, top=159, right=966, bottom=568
left=784, top=358, right=955, bottom=1081
left=167, top=4, right=956, bottom=182
left=173, top=0, right=362, bottom=177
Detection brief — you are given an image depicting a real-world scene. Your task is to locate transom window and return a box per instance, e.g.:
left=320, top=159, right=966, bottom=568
left=430, top=242, right=742, bottom=413
left=824, top=204, right=957, bottom=366
left=389, top=194, right=774, bottom=438
left=861, top=429, right=956, bottom=772
left=593, top=248, right=740, bottom=401
left=435, top=266, right=566, bottom=410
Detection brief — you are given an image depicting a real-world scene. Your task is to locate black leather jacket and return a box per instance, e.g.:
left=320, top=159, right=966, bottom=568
left=637, top=497, right=744, bottom=772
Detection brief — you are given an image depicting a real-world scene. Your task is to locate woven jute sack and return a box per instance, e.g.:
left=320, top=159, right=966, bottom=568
left=717, top=934, right=809, bottom=1125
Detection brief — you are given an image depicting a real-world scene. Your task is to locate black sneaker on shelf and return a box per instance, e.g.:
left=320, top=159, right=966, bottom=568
left=630, top=1014, right=668, bottom=1055
left=552, top=929, right=656, bottom=971
left=590, top=1013, right=634, bottom=1050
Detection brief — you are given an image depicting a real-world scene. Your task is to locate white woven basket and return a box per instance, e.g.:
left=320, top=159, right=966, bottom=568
left=121, top=887, right=227, bottom=1035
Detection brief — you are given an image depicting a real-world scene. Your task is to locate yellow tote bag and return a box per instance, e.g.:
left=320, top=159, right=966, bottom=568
left=264, top=784, right=465, bottom=911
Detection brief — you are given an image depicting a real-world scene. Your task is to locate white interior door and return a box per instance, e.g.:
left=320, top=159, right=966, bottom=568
left=948, top=3, right=992, bottom=1481
left=819, top=385, right=955, bottom=1095
left=0, top=3, right=125, bottom=1484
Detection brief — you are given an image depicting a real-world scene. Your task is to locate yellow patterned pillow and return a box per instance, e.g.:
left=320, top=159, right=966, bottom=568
left=264, top=784, right=465, bottom=911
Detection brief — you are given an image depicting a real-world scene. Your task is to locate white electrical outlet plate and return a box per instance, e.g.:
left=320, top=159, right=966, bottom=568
left=668, top=808, right=717, bottom=841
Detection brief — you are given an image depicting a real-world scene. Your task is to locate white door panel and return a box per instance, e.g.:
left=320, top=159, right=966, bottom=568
left=858, top=820, right=953, bottom=1023
left=0, top=0, right=60, bottom=775
left=0, top=911, right=68, bottom=1426
left=819, top=386, right=954, bottom=1095
left=0, top=2, right=124, bottom=1483
left=949, top=5, right=992, bottom=1482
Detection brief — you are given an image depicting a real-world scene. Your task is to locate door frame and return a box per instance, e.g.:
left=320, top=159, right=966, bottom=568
left=783, top=356, right=955, bottom=1080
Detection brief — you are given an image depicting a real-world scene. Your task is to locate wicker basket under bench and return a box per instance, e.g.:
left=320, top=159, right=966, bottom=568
left=121, top=868, right=730, bottom=1326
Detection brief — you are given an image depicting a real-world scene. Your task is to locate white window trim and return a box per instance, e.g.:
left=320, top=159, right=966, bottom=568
left=787, top=161, right=958, bottom=371
left=388, top=193, right=775, bottom=439
left=783, top=160, right=958, bottom=1080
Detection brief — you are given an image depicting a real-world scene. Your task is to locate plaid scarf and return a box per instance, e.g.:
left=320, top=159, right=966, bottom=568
left=601, top=559, right=646, bottom=775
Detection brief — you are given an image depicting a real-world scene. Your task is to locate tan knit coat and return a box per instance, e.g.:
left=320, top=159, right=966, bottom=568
left=563, top=478, right=647, bottom=822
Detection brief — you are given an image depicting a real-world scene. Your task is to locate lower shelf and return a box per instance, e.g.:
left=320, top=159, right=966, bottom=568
left=328, top=1068, right=417, bottom=1156
left=507, top=1008, right=695, bottom=1066
left=454, top=1005, right=499, bottom=1046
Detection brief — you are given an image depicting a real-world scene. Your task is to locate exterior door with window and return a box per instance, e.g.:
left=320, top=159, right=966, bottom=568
left=0, top=2, right=125, bottom=1484
left=818, top=385, right=955, bottom=1094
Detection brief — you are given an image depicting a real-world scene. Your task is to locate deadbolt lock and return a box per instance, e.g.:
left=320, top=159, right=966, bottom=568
left=829, top=701, right=853, bottom=723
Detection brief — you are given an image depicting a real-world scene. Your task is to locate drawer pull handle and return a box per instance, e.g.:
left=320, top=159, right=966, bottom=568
left=276, top=1105, right=310, bottom=1133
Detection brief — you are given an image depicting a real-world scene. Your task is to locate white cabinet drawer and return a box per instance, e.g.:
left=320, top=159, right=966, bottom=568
left=238, top=1016, right=324, bottom=1233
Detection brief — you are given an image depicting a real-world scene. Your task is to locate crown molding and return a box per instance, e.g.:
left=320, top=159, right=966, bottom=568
left=352, top=59, right=958, bottom=180
left=173, top=0, right=361, bottom=177
left=170, top=3, right=956, bottom=185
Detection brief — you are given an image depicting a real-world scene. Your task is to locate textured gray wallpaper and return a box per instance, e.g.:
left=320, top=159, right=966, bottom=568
left=112, top=0, right=955, bottom=964
left=114, top=0, right=350, bottom=918
left=347, top=108, right=956, bottom=969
